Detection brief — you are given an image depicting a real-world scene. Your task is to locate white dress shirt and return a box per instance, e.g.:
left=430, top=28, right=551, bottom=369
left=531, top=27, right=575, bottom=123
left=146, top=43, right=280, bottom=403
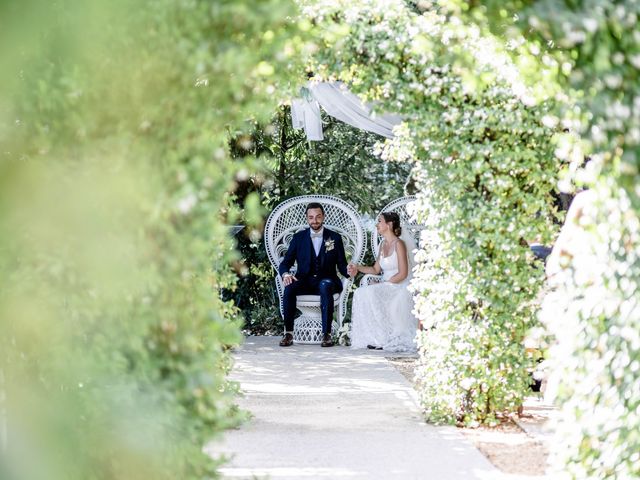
left=310, top=228, right=324, bottom=256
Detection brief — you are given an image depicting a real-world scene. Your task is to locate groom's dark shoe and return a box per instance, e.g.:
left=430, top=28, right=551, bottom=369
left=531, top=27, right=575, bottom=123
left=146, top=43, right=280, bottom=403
left=279, top=333, right=294, bottom=347
left=321, top=333, right=334, bottom=347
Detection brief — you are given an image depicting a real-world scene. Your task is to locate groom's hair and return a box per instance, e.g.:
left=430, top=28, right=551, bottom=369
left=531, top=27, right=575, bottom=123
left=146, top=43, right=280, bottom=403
left=305, top=202, right=325, bottom=214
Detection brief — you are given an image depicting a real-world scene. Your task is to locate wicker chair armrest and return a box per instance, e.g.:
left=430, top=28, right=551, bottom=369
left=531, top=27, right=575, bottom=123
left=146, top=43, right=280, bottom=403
left=359, top=274, right=384, bottom=287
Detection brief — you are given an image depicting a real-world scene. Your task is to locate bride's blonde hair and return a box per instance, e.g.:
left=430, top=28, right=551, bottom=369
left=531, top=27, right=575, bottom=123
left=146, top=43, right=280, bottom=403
left=381, top=212, right=402, bottom=237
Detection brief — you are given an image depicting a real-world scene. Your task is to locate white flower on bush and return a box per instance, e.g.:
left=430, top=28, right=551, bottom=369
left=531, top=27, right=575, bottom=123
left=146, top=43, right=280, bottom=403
left=459, top=377, right=474, bottom=391
left=337, top=322, right=351, bottom=346
left=177, top=193, right=198, bottom=214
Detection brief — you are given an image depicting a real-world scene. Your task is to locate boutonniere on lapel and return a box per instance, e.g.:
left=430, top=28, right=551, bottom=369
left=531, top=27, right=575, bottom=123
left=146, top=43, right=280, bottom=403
left=324, top=239, right=335, bottom=252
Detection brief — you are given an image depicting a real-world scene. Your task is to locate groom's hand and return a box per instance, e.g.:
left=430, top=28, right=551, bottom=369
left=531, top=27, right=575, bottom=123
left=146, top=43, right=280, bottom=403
left=282, top=273, right=297, bottom=286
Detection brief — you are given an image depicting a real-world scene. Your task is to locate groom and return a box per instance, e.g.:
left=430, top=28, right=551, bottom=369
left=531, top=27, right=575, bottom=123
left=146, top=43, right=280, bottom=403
left=278, top=202, right=352, bottom=347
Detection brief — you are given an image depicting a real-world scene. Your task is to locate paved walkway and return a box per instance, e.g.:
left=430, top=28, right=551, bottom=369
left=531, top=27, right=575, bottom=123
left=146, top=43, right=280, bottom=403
left=207, top=336, right=506, bottom=480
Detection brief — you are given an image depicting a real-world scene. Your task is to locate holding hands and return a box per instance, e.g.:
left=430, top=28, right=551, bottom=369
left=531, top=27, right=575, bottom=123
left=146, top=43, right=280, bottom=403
left=347, top=263, right=359, bottom=278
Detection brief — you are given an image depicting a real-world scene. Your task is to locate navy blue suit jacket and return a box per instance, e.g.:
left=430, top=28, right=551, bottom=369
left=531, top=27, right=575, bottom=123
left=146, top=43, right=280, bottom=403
left=278, top=227, right=349, bottom=292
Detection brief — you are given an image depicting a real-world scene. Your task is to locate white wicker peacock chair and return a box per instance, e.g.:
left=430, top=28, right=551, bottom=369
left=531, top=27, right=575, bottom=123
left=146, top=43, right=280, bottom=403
left=264, top=195, right=366, bottom=344
left=360, top=195, right=425, bottom=286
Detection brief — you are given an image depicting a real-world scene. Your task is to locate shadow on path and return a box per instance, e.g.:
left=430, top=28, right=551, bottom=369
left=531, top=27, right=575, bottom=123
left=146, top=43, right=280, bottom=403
left=206, top=336, right=508, bottom=480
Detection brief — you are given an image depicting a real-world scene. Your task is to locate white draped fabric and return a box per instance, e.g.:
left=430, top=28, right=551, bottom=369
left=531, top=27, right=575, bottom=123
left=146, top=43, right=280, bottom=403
left=291, top=97, right=324, bottom=141
left=291, top=81, right=403, bottom=141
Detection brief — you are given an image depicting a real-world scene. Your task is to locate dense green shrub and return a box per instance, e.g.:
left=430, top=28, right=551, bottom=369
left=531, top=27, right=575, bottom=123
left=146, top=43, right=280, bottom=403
left=0, top=1, right=306, bottom=478
left=403, top=96, right=557, bottom=424
left=304, top=0, right=559, bottom=423
left=458, top=0, right=640, bottom=476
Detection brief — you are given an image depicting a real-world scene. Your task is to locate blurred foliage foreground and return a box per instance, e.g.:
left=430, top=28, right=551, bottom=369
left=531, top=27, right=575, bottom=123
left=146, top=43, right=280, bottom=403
left=0, top=0, right=304, bottom=479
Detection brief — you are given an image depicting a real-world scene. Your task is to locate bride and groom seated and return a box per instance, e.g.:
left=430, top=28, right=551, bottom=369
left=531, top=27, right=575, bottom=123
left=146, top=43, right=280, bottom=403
left=278, top=201, right=418, bottom=351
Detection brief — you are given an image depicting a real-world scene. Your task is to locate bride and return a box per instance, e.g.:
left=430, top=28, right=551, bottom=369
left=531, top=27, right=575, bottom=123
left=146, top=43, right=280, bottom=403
left=348, top=212, right=418, bottom=352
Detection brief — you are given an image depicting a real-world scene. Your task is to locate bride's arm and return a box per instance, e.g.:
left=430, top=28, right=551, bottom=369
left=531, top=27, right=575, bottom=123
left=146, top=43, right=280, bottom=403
left=386, top=240, right=408, bottom=284
left=352, top=245, right=382, bottom=275
left=354, top=258, right=381, bottom=275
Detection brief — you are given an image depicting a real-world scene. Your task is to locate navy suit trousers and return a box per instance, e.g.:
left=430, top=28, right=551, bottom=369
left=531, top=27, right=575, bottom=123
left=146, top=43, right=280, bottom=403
left=282, top=277, right=338, bottom=334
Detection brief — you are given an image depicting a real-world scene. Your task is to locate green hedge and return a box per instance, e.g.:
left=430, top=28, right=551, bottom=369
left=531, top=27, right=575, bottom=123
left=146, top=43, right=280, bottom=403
left=0, top=0, right=305, bottom=478
left=406, top=94, right=557, bottom=424
left=305, top=0, right=559, bottom=423
left=462, top=0, right=640, bottom=476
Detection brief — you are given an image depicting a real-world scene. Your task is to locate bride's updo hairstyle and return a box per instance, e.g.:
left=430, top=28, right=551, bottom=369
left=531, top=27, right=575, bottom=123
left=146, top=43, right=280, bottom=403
left=381, top=212, right=402, bottom=237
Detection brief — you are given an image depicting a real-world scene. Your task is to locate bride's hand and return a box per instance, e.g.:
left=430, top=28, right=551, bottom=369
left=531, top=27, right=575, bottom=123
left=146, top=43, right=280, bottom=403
left=347, top=263, right=358, bottom=277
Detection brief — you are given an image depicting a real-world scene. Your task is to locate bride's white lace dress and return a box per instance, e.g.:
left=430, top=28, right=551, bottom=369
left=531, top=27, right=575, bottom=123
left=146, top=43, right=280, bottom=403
left=350, top=243, right=418, bottom=352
